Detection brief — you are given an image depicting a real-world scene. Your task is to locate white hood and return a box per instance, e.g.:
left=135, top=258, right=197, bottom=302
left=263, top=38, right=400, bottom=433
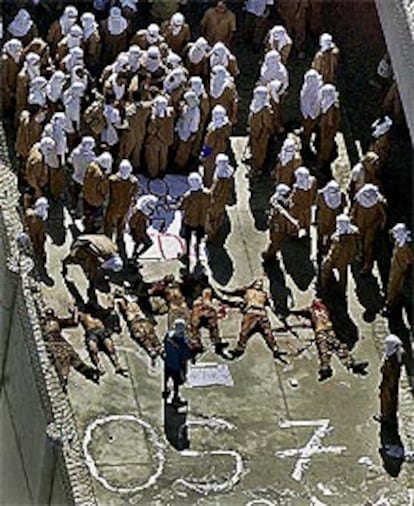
left=146, top=46, right=161, bottom=73
left=278, top=138, right=296, bottom=166
left=188, top=172, right=203, bottom=191
left=293, top=167, right=313, bottom=191
left=188, top=37, right=209, bottom=64
left=270, top=183, right=290, bottom=207
left=269, top=25, right=289, bottom=50
left=210, top=105, right=229, bottom=129
left=81, top=12, right=98, bottom=40
left=176, top=91, right=200, bottom=142
left=321, top=180, right=342, bottom=209
left=320, top=33, right=334, bottom=53
left=39, top=136, right=59, bottom=168
left=321, top=84, right=338, bottom=114
left=136, top=195, right=158, bottom=216
left=300, top=69, right=323, bottom=120
left=170, top=13, right=185, bottom=36
left=355, top=184, right=381, bottom=208
left=391, top=223, right=411, bottom=247
left=259, top=50, right=288, bottom=91
left=60, top=6, right=78, bottom=36
left=210, top=65, right=231, bottom=99
left=34, top=197, right=49, bottom=221
left=118, top=159, right=133, bottom=180
left=250, top=85, right=269, bottom=113
left=47, top=71, right=66, bottom=102
left=214, top=153, right=234, bottom=179
left=164, top=67, right=186, bottom=94
left=267, top=79, right=282, bottom=103
left=371, top=116, right=393, bottom=139
left=210, top=42, right=230, bottom=69
left=153, top=95, right=169, bottom=119
left=384, top=334, right=403, bottom=362
left=335, top=214, right=357, bottom=235
left=8, top=9, right=33, bottom=38
left=101, top=255, right=123, bottom=272
left=108, top=7, right=128, bottom=35
left=28, top=76, right=48, bottom=107
left=190, top=76, right=206, bottom=98
left=3, top=39, right=23, bottom=63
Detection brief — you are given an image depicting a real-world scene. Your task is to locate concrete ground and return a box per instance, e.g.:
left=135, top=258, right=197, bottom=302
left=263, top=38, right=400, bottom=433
left=2, top=3, right=412, bottom=504
left=40, top=133, right=414, bottom=505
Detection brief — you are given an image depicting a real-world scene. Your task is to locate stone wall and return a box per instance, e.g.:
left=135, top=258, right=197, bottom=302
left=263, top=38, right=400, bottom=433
left=375, top=0, right=414, bottom=145
left=0, top=126, right=97, bottom=506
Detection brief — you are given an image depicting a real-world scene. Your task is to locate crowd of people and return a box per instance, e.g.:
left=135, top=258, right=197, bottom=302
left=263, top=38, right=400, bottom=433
left=1, top=1, right=412, bottom=420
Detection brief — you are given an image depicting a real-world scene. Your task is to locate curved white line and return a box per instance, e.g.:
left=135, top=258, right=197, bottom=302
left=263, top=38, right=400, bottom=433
left=83, top=414, right=165, bottom=494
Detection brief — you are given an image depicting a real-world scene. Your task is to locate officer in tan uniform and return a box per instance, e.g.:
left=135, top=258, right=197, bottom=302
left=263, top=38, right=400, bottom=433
left=320, top=214, right=359, bottom=295
left=1, top=39, right=23, bottom=113
left=247, top=85, right=274, bottom=178
left=161, top=12, right=191, bottom=56
left=318, top=83, right=340, bottom=168
left=271, top=137, right=302, bottom=186
left=201, top=105, right=232, bottom=187
left=105, top=160, right=138, bottom=243
left=83, top=153, right=112, bottom=233
left=78, top=307, right=127, bottom=377
left=290, top=167, right=317, bottom=233
left=290, top=298, right=368, bottom=381
left=351, top=184, right=387, bottom=276
left=190, top=288, right=229, bottom=355
left=385, top=224, right=413, bottom=311
left=206, top=154, right=234, bottom=242
left=262, top=184, right=300, bottom=262
left=25, top=197, right=49, bottom=266
left=224, top=278, right=286, bottom=361
left=115, top=287, right=164, bottom=364
left=128, top=195, right=158, bottom=260
left=42, top=307, right=99, bottom=393
left=179, top=172, right=211, bottom=264
left=62, top=234, right=123, bottom=302
left=200, top=1, right=237, bottom=47
left=312, top=33, right=340, bottom=84
left=314, top=180, right=347, bottom=259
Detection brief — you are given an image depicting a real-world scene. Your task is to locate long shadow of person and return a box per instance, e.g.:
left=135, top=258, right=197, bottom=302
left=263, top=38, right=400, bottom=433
left=248, top=175, right=274, bottom=231
left=281, top=237, right=316, bottom=291
left=379, top=422, right=405, bottom=477
left=205, top=214, right=234, bottom=285
left=351, top=261, right=384, bottom=323
left=163, top=401, right=189, bottom=451
left=45, top=200, right=66, bottom=247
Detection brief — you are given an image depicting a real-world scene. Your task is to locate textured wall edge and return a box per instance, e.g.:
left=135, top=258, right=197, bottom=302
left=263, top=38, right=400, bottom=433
left=375, top=0, right=414, bottom=146
left=0, top=125, right=97, bottom=506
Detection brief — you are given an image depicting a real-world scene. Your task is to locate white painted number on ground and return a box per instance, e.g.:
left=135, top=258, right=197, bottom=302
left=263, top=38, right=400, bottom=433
left=174, top=418, right=244, bottom=495
left=275, top=419, right=346, bottom=482
left=83, top=414, right=165, bottom=494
